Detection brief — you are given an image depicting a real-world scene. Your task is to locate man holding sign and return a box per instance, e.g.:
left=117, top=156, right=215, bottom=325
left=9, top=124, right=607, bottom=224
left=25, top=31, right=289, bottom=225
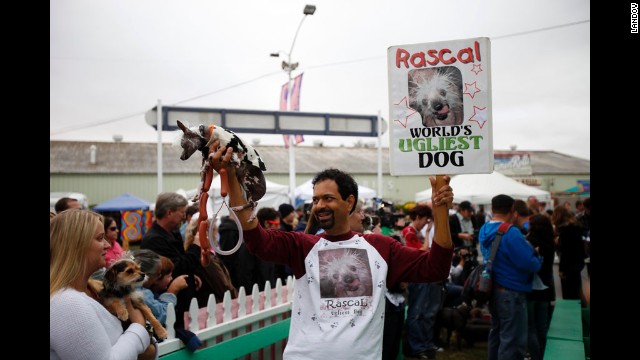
left=209, top=140, right=454, bottom=360
left=387, top=36, right=494, bottom=359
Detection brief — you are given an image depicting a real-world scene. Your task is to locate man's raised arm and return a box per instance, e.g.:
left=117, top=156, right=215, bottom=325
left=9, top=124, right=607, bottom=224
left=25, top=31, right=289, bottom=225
left=209, top=139, right=257, bottom=231
left=429, top=175, right=454, bottom=250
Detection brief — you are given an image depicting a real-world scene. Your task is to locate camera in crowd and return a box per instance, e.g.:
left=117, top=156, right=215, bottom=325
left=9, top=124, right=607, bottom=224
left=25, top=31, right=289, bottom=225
left=376, top=201, right=406, bottom=231
left=377, top=209, right=396, bottom=229
left=362, top=214, right=380, bottom=232
left=453, top=245, right=479, bottom=267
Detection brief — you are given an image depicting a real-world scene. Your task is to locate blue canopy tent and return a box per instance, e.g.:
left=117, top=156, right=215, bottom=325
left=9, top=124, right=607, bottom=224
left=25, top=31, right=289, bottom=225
left=563, top=186, right=590, bottom=196
left=93, top=193, right=151, bottom=211
left=93, top=193, right=152, bottom=249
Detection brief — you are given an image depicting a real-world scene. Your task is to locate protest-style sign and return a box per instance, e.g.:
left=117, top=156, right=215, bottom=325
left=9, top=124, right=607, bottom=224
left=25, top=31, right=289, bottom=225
left=387, top=37, right=493, bottom=175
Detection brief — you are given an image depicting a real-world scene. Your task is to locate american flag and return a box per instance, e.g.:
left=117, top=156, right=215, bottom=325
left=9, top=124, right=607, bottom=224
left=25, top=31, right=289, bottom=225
left=281, top=73, right=305, bottom=148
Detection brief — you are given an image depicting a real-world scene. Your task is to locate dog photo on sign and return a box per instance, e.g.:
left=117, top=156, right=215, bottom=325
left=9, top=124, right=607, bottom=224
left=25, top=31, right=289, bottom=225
left=408, top=66, right=464, bottom=128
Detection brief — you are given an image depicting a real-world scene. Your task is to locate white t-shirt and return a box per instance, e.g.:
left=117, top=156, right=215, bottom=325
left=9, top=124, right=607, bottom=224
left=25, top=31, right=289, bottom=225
left=284, top=233, right=387, bottom=360
left=242, top=225, right=453, bottom=360
left=420, top=222, right=436, bottom=248
left=50, top=288, right=151, bottom=360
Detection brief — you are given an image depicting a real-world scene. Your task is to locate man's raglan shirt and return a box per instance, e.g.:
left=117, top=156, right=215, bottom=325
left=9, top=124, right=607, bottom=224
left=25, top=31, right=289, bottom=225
left=243, top=225, right=452, bottom=359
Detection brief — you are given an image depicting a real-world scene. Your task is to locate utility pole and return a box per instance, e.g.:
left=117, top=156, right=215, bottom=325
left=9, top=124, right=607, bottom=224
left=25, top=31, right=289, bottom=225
left=270, top=4, right=316, bottom=204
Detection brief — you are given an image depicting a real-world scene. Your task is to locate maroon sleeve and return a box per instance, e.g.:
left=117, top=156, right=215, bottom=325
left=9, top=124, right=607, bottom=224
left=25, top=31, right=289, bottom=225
left=364, top=234, right=453, bottom=285
left=242, top=225, right=318, bottom=279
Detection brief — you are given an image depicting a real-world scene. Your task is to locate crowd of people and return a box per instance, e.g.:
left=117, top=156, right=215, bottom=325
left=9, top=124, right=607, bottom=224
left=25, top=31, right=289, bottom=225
left=50, top=167, right=590, bottom=360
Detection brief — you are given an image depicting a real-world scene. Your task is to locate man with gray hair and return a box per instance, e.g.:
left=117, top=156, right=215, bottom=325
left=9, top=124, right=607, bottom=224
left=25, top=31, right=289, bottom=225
left=141, top=192, right=201, bottom=328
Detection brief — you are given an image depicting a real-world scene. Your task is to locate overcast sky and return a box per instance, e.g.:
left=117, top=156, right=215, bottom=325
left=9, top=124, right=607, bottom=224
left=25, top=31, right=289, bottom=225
left=50, top=0, right=590, bottom=160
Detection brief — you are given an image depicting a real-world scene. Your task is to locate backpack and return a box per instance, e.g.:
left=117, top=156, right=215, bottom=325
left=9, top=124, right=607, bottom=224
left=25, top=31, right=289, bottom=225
left=462, top=223, right=511, bottom=306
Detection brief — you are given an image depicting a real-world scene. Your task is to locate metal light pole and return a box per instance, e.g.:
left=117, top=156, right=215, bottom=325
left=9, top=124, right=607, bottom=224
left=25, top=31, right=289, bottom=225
left=271, top=4, right=316, bottom=205
left=156, top=99, right=163, bottom=195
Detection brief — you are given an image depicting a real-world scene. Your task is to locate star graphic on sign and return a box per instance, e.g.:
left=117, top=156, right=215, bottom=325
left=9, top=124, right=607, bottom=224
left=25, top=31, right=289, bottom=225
left=468, top=106, right=488, bottom=129
left=392, top=96, right=417, bottom=128
left=463, top=81, right=481, bottom=99
left=471, top=64, right=483, bottom=75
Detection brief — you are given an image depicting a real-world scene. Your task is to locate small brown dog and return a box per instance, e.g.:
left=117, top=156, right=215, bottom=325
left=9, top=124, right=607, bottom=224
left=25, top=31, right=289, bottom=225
left=99, top=258, right=168, bottom=340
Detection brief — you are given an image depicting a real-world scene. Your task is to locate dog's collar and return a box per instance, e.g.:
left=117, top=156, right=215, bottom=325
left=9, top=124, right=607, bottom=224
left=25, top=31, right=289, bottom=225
left=198, top=124, right=211, bottom=154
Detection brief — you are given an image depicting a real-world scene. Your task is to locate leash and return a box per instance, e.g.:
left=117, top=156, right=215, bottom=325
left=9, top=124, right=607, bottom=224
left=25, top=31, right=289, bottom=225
left=196, top=126, right=244, bottom=265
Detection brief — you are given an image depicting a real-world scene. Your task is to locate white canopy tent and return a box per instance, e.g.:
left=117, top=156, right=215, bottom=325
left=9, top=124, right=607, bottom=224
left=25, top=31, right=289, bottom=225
left=178, top=176, right=290, bottom=218
left=294, top=178, right=377, bottom=201
left=415, top=171, right=551, bottom=205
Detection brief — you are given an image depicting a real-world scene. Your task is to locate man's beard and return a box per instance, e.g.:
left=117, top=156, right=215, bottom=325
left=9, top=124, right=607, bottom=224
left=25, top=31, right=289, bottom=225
left=316, top=209, right=335, bottom=230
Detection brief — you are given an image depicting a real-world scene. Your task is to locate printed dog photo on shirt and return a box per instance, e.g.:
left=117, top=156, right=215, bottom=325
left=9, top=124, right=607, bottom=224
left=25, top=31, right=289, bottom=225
left=408, top=66, right=464, bottom=128
left=319, top=248, right=373, bottom=298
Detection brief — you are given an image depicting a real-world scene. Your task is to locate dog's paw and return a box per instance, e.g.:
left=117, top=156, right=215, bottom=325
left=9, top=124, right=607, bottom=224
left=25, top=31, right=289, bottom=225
left=116, top=308, right=129, bottom=321
left=155, top=326, right=168, bottom=340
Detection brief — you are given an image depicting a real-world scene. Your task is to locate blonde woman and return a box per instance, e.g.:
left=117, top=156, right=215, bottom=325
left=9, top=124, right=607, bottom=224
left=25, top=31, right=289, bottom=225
left=50, top=209, right=156, bottom=360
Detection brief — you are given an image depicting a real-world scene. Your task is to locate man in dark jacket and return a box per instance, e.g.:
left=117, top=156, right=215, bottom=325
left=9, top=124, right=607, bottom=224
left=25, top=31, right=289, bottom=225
left=141, top=192, right=200, bottom=327
left=449, top=200, right=476, bottom=248
left=275, top=203, right=297, bottom=281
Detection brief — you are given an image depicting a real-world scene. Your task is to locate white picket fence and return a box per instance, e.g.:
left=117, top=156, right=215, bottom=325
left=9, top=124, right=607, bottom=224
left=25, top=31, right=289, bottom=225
left=158, top=276, right=294, bottom=359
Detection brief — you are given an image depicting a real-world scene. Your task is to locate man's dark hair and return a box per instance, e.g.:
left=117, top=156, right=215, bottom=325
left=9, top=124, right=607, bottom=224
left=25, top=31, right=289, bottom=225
left=257, top=207, right=280, bottom=227
left=458, top=201, right=473, bottom=212
left=54, top=197, right=79, bottom=213
left=528, top=214, right=554, bottom=241
left=408, top=204, right=432, bottom=221
left=186, top=203, right=199, bottom=218
left=491, top=194, right=515, bottom=215
left=312, top=168, right=359, bottom=214
left=278, top=203, right=295, bottom=219
left=512, top=199, right=531, bottom=217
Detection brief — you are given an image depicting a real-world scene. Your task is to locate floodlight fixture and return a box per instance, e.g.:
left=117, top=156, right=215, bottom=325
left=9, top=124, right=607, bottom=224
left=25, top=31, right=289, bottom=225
left=303, top=5, right=316, bottom=15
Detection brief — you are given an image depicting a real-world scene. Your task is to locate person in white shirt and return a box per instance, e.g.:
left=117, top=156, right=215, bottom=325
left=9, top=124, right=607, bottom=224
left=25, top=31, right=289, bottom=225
left=50, top=209, right=155, bottom=360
